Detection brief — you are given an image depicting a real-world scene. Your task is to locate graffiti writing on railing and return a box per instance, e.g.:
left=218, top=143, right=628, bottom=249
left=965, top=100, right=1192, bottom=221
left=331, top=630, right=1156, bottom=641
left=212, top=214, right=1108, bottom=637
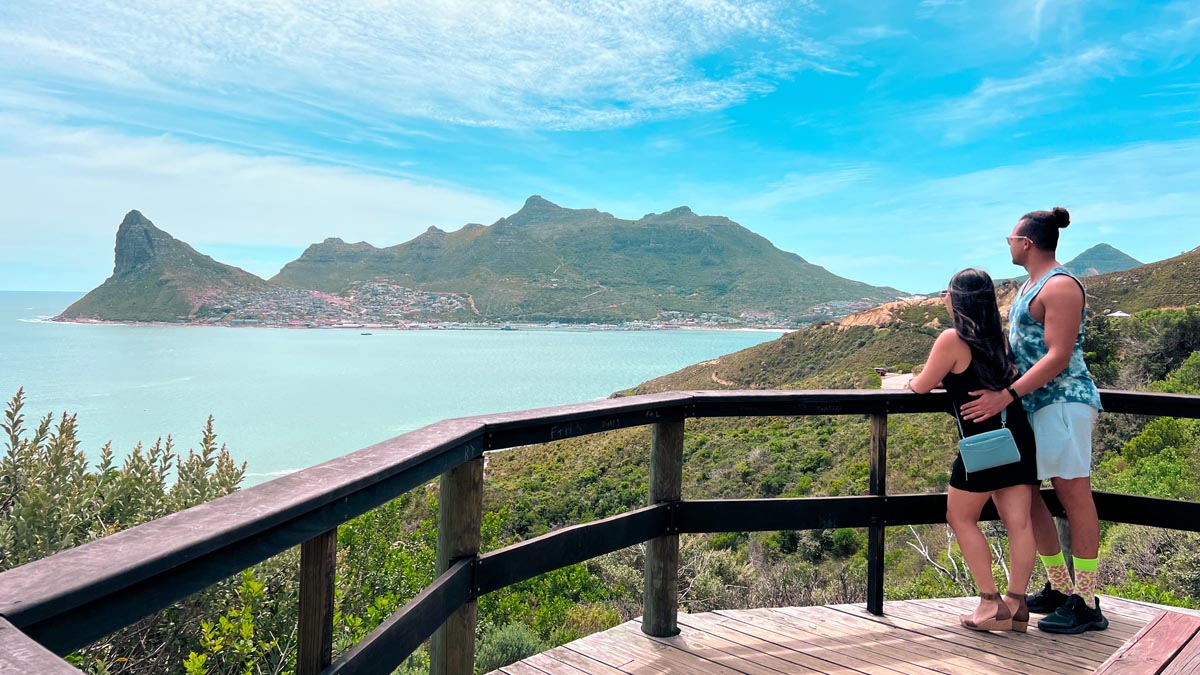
left=549, top=422, right=586, bottom=440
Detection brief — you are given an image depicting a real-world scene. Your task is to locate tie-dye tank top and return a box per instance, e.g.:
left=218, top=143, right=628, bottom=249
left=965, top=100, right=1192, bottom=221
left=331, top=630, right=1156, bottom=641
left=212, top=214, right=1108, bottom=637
left=1008, top=266, right=1103, bottom=413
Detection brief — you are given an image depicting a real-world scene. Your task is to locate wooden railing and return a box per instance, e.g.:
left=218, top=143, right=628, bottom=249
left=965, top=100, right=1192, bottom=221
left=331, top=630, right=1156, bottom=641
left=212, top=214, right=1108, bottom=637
left=2, top=389, right=1199, bottom=675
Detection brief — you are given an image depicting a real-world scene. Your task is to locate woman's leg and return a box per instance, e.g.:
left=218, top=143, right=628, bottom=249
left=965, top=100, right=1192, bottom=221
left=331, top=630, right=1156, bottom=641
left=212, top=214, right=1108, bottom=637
left=947, top=487, right=996, bottom=591
left=992, top=484, right=1036, bottom=627
left=993, top=484, right=1036, bottom=595
left=947, top=487, right=1005, bottom=625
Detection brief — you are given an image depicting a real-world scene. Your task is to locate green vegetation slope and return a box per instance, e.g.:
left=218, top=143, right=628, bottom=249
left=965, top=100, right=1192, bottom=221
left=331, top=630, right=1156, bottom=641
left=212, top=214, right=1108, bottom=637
left=1085, top=246, right=1200, bottom=314
left=628, top=322, right=942, bottom=393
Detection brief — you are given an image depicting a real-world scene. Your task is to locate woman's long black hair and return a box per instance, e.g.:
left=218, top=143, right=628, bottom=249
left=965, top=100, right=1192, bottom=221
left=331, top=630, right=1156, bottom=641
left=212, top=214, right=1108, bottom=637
left=947, top=268, right=1017, bottom=390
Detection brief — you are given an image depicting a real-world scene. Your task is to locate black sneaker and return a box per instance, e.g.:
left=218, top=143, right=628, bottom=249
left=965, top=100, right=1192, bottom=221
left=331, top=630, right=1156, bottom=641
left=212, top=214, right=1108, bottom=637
left=1037, top=595, right=1109, bottom=634
left=1026, top=581, right=1070, bottom=614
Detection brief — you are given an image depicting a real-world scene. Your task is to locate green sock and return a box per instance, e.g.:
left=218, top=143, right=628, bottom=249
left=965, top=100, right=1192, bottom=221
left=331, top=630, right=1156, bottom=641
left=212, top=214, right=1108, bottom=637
left=1074, top=556, right=1099, bottom=606
left=1040, top=551, right=1074, bottom=595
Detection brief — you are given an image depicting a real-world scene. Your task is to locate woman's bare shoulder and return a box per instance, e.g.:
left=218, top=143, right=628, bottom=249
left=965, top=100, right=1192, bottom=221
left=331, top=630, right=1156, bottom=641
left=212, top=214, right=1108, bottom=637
left=936, top=328, right=963, bottom=344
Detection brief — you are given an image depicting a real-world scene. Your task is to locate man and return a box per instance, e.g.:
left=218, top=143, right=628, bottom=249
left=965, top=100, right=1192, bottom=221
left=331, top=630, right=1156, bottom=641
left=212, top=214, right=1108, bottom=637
left=961, top=206, right=1107, bottom=634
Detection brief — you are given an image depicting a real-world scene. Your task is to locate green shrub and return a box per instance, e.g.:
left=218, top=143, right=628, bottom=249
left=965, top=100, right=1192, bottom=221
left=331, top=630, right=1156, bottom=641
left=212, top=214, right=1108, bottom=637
left=831, top=528, right=862, bottom=557
left=475, top=623, right=547, bottom=673
left=1106, top=571, right=1200, bottom=609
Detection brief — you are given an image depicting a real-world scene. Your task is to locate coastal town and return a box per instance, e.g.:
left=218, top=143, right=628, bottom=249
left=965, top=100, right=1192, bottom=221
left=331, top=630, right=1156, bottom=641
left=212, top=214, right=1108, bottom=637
left=177, top=281, right=861, bottom=330
left=203, top=281, right=474, bottom=327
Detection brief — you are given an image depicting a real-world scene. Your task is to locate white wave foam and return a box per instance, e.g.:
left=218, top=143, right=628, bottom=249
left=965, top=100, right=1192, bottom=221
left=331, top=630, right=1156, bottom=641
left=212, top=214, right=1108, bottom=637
left=245, top=468, right=301, bottom=479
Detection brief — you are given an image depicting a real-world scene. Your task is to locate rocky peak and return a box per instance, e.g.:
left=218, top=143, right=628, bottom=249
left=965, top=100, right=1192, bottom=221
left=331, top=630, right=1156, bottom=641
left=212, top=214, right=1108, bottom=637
left=522, top=195, right=560, bottom=210
left=412, top=225, right=448, bottom=250
left=640, top=206, right=697, bottom=222
left=114, top=210, right=171, bottom=274
left=120, top=209, right=153, bottom=228
left=300, top=237, right=380, bottom=261
left=506, top=195, right=569, bottom=227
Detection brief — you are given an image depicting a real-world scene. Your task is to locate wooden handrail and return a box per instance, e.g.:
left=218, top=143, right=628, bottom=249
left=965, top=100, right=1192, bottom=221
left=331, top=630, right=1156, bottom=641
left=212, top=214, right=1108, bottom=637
left=0, top=389, right=1196, bottom=675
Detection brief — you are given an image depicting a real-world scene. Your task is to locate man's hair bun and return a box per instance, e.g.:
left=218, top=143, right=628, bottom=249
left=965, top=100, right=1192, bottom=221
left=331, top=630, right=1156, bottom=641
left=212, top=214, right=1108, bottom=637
left=1050, top=206, right=1070, bottom=229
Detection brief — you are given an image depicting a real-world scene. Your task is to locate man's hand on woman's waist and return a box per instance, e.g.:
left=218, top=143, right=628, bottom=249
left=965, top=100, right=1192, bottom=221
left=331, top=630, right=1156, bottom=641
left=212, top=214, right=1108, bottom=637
left=961, top=388, right=1016, bottom=422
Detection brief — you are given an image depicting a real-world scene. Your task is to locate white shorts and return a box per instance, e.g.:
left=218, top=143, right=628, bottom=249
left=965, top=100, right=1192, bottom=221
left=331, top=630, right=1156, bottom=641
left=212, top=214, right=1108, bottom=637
left=1029, top=402, right=1098, bottom=480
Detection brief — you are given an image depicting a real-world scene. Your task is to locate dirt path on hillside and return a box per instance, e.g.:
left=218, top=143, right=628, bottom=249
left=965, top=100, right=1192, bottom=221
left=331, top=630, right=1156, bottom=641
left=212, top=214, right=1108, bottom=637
left=711, top=371, right=737, bottom=386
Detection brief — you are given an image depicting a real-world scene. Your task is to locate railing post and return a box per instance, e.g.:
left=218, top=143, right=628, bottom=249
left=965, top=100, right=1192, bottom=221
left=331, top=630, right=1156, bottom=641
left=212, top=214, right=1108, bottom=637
left=430, top=457, right=484, bottom=675
left=867, top=413, right=887, bottom=616
left=298, top=528, right=337, bottom=675
left=643, top=420, right=683, bottom=637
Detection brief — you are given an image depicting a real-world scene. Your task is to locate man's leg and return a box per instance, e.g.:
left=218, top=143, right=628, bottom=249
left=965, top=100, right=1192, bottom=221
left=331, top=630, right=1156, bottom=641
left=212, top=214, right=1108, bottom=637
left=1027, top=401, right=1100, bottom=618
left=1038, top=474, right=1107, bottom=634
left=1026, top=487, right=1073, bottom=611
left=1052, top=476, right=1099, bottom=602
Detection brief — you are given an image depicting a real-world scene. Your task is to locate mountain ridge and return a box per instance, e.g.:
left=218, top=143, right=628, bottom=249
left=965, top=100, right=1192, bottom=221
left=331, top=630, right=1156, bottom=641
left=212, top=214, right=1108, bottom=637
left=57, top=198, right=913, bottom=325
left=269, top=195, right=907, bottom=323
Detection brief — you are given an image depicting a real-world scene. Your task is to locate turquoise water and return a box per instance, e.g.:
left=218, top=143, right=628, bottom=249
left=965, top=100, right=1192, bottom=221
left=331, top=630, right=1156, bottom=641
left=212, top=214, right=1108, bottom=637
left=0, top=291, right=781, bottom=483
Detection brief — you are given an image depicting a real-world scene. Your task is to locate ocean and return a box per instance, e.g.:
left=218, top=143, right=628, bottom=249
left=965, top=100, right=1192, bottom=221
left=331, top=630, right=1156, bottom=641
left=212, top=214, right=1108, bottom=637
left=0, top=291, right=782, bottom=483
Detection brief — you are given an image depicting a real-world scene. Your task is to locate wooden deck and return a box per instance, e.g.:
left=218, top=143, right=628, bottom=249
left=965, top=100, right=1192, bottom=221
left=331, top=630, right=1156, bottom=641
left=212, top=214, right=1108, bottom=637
left=492, top=596, right=1200, bottom=675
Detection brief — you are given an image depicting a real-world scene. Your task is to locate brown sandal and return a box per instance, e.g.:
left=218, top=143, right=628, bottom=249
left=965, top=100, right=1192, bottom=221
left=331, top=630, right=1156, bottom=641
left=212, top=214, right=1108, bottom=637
left=961, top=592, right=1013, bottom=632
left=1005, top=591, right=1030, bottom=633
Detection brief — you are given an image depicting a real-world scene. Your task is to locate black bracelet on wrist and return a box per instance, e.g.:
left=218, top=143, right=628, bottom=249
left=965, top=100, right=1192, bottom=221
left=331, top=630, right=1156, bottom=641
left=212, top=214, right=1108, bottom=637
left=1006, top=386, right=1020, bottom=402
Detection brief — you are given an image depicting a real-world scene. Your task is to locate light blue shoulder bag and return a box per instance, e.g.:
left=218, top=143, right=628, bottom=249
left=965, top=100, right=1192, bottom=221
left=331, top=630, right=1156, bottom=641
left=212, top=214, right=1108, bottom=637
left=953, top=404, right=1021, bottom=475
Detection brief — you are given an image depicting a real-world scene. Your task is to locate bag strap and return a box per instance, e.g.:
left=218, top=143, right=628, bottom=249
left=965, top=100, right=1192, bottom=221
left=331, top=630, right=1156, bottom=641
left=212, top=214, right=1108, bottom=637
left=952, top=400, right=1007, bottom=439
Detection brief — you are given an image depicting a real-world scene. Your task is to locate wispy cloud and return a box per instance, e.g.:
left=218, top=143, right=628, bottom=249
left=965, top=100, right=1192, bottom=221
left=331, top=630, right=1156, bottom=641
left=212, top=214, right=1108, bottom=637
left=733, top=165, right=877, bottom=213
left=1031, top=0, right=1049, bottom=40
left=914, top=1, right=1200, bottom=142
left=923, top=46, right=1121, bottom=142
left=916, top=0, right=965, bottom=13
left=1122, top=1, right=1200, bottom=64
left=1141, top=82, right=1200, bottom=97
left=720, top=138, right=1200, bottom=290
left=0, top=0, right=829, bottom=131
left=832, top=25, right=910, bottom=47
left=0, top=115, right=511, bottom=290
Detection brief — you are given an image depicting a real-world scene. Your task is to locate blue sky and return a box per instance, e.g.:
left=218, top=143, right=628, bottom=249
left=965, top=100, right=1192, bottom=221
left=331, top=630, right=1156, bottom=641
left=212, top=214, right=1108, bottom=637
left=1, top=0, right=1198, bottom=294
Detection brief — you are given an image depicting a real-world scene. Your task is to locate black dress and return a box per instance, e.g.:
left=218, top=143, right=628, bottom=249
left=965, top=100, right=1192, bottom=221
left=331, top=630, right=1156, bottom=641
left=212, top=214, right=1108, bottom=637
left=943, top=366, right=1039, bottom=493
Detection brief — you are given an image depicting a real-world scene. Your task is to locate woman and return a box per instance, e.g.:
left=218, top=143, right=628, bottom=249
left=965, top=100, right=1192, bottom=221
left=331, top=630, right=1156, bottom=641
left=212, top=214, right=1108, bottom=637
left=907, top=268, right=1039, bottom=632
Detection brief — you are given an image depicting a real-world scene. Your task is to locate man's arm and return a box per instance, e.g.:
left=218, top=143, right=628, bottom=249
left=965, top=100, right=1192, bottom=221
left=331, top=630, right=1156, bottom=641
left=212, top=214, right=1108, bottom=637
left=960, top=275, right=1083, bottom=421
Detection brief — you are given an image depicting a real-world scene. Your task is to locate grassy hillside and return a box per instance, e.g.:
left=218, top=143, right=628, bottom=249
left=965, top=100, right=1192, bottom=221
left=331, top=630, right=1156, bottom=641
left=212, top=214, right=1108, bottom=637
left=1085, top=246, right=1200, bottom=314
left=628, top=323, right=941, bottom=394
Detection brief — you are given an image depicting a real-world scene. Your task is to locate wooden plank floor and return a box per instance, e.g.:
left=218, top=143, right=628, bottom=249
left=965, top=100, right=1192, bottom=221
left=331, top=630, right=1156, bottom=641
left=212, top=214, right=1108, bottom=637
left=493, top=596, right=1200, bottom=675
